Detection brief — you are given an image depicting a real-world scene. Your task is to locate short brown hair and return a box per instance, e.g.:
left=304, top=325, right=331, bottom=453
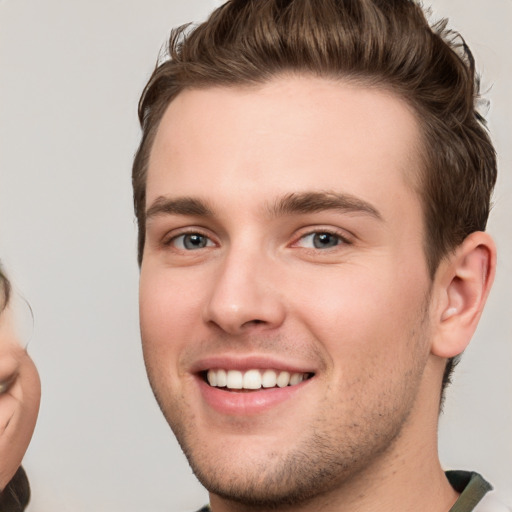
left=132, top=0, right=497, bottom=387
left=133, top=0, right=496, bottom=270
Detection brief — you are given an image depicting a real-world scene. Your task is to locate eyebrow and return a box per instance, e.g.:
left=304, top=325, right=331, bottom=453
left=145, top=191, right=382, bottom=223
left=267, top=191, right=382, bottom=220
left=146, top=196, right=213, bottom=221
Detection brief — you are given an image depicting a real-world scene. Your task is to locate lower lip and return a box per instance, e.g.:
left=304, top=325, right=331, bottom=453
left=197, top=377, right=311, bottom=416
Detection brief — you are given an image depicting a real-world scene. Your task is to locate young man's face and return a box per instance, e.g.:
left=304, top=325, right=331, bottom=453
left=140, top=76, right=436, bottom=506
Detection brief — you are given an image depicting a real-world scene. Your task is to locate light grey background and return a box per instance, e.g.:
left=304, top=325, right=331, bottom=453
left=0, top=1, right=510, bottom=511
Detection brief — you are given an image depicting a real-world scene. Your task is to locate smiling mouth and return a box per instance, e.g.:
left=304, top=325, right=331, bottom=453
left=203, top=369, right=314, bottom=391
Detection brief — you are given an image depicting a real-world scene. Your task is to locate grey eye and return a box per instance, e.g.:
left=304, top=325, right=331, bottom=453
left=317, top=233, right=338, bottom=248
left=300, top=232, right=341, bottom=249
left=175, top=233, right=213, bottom=250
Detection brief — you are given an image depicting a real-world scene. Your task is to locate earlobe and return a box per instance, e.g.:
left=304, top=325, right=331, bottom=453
left=431, top=231, right=496, bottom=359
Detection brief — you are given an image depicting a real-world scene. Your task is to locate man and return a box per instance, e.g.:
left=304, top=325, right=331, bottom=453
left=132, top=1, right=503, bottom=510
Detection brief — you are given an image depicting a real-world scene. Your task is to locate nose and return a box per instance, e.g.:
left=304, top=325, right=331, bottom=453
left=202, top=247, right=286, bottom=335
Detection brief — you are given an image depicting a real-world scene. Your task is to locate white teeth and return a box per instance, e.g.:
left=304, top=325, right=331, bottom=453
left=206, top=369, right=309, bottom=390
left=243, top=369, right=262, bottom=389
left=262, top=369, right=277, bottom=388
left=207, top=369, right=217, bottom=387
left=276, top=371, right=290, bottom=388
left=216, top=369, right=227, bottom=387
left=226, top=370, right=243, bottom=389
left=290, top=373, right=304, bottom=386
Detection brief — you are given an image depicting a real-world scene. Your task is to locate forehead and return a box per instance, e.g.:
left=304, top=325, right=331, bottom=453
left=147, top=76, right=422, bottom=219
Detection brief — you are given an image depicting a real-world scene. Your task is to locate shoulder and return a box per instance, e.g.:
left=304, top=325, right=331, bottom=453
left=447, top=470, right=511, bottom=512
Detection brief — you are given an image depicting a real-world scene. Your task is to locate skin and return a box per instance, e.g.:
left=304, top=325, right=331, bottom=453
left=139, top=76, right=495, bottom=512
left=0, top=298, right=40, bottom=490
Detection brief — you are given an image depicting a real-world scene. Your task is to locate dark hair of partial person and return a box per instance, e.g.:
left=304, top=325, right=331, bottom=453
left=132, top=0, right=497, bottom=392
left=0, top=467, right=31, bottom=512
left=0, top=268, right=31, bottom=511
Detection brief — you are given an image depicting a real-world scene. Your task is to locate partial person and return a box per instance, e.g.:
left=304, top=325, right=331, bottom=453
left=0, top=267, right=40, bottom=511
left=133, top=1, right=507, bottom=510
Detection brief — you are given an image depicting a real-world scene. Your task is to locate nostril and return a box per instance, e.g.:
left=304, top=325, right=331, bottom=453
left=242, top=319, right=264, bottom=327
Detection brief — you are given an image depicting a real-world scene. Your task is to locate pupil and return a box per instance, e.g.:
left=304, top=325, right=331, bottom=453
left=313, top=233, right=338, bottom=248
left=184, top=234, right=206, bottom=249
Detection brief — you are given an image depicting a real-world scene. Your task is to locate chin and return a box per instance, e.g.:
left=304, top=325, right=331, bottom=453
left=189, top=448, right=344, bottom=508
left=173, top=418, right=381, bottom=510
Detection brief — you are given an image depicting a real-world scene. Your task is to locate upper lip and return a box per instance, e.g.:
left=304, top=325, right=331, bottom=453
left=189, top=355, right=316, bottom=375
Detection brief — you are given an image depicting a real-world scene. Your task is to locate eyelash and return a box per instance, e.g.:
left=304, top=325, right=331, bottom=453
left=163, top=230, right=216, bottom=251
left=292, top=228, right=352, bottom=250
left=162, top=227, right=352, bottom=252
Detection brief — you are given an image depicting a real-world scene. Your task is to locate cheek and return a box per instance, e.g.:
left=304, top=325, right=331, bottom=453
left=139, top=269, right=206, bottom=372
left=287, top=263, right=429, bottom=374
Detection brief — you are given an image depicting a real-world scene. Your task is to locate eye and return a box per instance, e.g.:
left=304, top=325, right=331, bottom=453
left=296, top=231, right=346, bottom=249
left=171, top=233, right=215, bottom=250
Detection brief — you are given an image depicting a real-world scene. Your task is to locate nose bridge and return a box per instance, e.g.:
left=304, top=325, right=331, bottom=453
left=203, top=240, right=285, bottom=334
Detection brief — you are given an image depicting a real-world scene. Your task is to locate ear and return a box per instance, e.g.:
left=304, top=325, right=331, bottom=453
left=430, top=231, right=496, bottom=358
